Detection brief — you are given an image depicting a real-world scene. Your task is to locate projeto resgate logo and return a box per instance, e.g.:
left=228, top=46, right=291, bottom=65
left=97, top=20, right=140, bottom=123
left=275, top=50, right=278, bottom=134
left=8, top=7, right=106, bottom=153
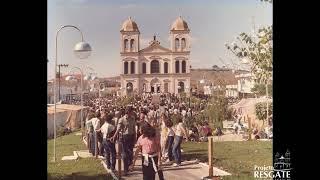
left=253, top=150, right=291, bottom=179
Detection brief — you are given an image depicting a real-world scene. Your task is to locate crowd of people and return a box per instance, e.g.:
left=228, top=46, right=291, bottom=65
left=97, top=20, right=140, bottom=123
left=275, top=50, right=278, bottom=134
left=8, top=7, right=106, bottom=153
left=62, top=92, right=272, bottom=179
left=83, top=93, right=218, bottom=180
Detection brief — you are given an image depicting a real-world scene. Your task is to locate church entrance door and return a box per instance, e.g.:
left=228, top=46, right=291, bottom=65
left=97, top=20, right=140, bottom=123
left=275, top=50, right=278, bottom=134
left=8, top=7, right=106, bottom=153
left=150, top=78, right=161, bottom=94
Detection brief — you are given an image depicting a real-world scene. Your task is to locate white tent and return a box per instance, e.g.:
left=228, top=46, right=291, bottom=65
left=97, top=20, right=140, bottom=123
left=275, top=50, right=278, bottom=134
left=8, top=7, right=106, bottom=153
left=47, top=104, right=89, bottom=138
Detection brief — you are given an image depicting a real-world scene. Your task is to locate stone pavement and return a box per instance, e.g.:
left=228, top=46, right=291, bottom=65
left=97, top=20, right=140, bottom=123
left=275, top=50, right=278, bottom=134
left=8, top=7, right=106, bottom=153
left=101, top=152, right=231, bottom=180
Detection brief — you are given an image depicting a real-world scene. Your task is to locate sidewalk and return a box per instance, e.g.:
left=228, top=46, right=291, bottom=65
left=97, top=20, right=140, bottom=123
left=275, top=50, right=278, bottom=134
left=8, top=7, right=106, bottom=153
left=83, top=137, right=231, bottom=180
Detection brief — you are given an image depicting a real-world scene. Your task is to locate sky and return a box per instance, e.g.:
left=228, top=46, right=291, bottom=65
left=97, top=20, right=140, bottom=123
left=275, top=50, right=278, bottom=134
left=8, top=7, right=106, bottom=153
left=47, top=0, right=272, bottom=80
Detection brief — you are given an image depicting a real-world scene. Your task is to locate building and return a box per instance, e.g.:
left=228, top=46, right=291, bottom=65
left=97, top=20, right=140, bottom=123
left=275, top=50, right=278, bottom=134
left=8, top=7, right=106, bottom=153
left=235, top=73, right=255, bottom=98
left=47, top=74, right=94, bottom=104
left=225, top=84, right=238, bottom=98
left=119, top=16, right=191, bottom=96
left=224, top=72, right=255, bottom=98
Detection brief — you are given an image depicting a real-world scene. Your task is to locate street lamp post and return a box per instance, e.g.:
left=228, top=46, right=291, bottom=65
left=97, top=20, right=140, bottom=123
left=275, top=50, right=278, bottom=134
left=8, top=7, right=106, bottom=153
left=58, top=64, right=69, bottom=101
left=53, top=25, right=92, bottom=162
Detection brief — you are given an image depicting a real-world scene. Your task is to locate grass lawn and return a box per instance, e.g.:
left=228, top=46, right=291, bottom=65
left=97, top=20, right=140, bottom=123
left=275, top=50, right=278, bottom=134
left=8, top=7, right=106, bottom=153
left=47, top=131, right=112, bottom=180
left=182, top=140, right=272, bottom=180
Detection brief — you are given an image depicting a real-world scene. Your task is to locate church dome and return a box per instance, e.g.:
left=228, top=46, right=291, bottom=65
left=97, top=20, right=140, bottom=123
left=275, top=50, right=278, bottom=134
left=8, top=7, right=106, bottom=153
left=121, top=17, right=139, bottom=32
left=171, top=16, right=189, bottom=31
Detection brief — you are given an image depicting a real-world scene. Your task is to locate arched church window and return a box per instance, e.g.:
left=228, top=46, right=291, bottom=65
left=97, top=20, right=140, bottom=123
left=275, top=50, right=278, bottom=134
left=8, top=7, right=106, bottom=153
left=175, top=38, right=179, bottom=50
left=130, top=39, right=134, bottom=50
left=131, top=61, right=135, bottom=74
left=175, top=60, right=180, bottom=73
left=124, top=39, right=129, bottom=50
left=181, top=38, right=186, bottom=49
left=151, top=60, right=160, bottom=73
left=142, top=63, right=146, bottom=74
left=182, top=60, right=186, bottom=73
left=164, top=62, right=168, bottom=73
left=124, top=61, right=128, bottom=74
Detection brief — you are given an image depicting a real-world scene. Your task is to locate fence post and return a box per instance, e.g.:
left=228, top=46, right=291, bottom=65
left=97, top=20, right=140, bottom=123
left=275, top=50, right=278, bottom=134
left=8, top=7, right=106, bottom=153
left=208, top=136, right=214, bottom=177
left=248, top=115, right=252, bottom=141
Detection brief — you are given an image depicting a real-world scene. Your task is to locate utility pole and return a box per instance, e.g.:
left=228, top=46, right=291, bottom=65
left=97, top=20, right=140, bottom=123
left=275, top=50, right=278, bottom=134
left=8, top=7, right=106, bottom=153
left=57, top=64, right=69, bottom=101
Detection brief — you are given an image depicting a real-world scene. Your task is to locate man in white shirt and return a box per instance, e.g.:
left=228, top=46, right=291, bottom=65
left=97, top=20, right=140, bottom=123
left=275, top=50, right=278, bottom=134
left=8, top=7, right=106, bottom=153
left=86, top=111, right=101, bottom=156
left=97, top=114, right=116, bottom=171
left=172, top=117, right=189, bottom=167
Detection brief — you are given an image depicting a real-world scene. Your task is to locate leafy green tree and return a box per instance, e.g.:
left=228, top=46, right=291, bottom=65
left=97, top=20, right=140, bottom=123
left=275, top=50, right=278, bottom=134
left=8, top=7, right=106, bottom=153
left=251, top=83, right=272, bottom=96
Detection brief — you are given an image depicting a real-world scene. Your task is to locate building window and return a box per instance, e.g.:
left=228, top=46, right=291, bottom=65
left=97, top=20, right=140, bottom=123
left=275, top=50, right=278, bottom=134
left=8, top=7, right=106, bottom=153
left=130, top=61, right=135, bottom=74
left=151, top=60, right=160, bottom=73
left=164, top=62, right=168, bottom=73
left=175, top=60, right=180, bottom=73
left=164, top=83, right=169, bottom=93
left=130, top=39, right=134, bottom=50
left=124, top=61, right=128, bottom=74
left=142, top=63, right=146, bottom=74
left=181, top=38, right=186, bottom=49
left=124, top=39, right=129, bottom=50
left=182, top=60, right=186, bottom=73
left=175, top=38, right=179, bottom=50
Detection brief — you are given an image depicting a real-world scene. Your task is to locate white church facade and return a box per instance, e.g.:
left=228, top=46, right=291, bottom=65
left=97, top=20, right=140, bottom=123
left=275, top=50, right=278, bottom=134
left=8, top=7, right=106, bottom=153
left=119, top=16, right=191, bottom=96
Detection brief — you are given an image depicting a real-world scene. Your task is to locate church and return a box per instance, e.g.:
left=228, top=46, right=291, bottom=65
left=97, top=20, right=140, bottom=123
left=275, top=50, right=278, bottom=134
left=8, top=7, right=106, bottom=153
left=119, top=16, right=191, bottom=96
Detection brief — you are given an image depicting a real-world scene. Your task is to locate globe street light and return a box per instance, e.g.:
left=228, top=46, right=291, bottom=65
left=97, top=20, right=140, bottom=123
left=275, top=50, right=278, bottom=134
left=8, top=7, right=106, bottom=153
left=53, top=25, right=92, bottom=162
left=74, top=41, right=92, bottom=59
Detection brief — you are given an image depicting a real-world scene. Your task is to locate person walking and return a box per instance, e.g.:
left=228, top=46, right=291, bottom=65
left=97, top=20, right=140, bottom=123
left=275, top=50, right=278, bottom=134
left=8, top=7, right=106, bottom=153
left=111, top=106, right=136, bottom=176
left=172, top=117, right=189, bottom=167
left=97, top=114, right=116, bottom=171
left=164, top=116, right=174, bottom=164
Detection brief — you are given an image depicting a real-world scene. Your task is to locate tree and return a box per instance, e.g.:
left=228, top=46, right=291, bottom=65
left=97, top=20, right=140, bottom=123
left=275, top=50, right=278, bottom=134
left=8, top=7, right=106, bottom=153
left=225, top=26, right=272, bottom=85
left=251, top=83, right=272, bottom=96
left=225, top=0, right=272, bottom=125
left=255, top=102, right=273, bottom=126
left=199, top=96, right=232, bottom=129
